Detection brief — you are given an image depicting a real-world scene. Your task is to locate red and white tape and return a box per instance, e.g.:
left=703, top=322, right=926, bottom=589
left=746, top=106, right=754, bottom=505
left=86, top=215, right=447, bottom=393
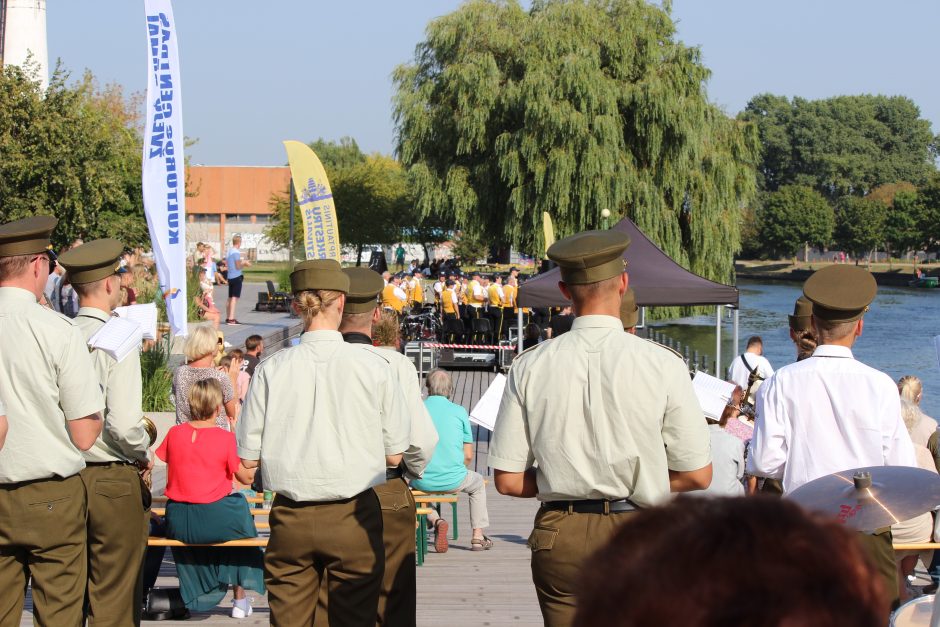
left=421, top=343, right=517, bottom=351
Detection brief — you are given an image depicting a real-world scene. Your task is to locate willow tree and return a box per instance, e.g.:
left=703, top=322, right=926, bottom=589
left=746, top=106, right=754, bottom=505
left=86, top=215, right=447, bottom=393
left=393, top=0, right=759, bottom=284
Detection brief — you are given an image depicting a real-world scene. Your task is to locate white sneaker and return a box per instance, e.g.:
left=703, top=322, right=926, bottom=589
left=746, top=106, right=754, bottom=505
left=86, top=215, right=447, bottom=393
left=231, top=598, right=253, bottom=619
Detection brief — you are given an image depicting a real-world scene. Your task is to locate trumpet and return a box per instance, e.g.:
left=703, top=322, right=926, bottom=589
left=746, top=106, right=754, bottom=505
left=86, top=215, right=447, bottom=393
left=142, top=416, right=158, bottom=447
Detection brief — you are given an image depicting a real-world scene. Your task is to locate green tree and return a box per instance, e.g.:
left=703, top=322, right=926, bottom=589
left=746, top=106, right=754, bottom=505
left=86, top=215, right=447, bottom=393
left=834, top=196, right=887, bottom=263
left=0, top=64, right=149, bottom=248
left=740, top=94, right=939, bottom=201
left=266, top=139, right=447, bottom=264
left=450, top=231, right=489, bottom=266
left=915, top=174, right=940, bottom=253
left=884, top=190, right=922, bottom=259
left=756, top=185, right=834, bottom=259
left=393, top=0, right=759, bottom=286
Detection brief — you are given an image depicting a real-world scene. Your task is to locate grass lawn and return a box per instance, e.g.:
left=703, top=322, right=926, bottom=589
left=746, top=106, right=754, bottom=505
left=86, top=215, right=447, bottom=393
left=243, top=262, right=290, bottom=285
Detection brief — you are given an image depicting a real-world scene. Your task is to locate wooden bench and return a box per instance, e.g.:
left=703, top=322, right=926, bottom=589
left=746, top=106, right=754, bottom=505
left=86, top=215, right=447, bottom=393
left=147, top=537, right=268, bottom=547
left=152, top=508, right=269, bottom=517
left=411, top=491, right=459, bottom=540
left=415, top=507, right=433, bottom=566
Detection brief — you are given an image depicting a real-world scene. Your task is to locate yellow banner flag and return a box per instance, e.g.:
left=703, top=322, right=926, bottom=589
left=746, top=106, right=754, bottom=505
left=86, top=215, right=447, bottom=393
left=283, top=140, right=341, bottom=261
left=542, top=212, right=555, bottom=258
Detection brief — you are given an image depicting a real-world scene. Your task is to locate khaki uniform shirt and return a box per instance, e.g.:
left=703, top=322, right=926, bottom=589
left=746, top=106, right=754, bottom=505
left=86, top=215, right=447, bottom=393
left=75, top=307, right=150, bottom=464
left=370, top=346, right=438, bottom=479
left=489, top=315, right=710, bottom=507
left=237, top=330, right=412, bottom=501
left=0, top=287, right=104, bottom=482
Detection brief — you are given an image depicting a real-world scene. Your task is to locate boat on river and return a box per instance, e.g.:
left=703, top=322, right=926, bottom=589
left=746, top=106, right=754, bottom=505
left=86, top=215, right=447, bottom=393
left=908, top=276, right=939, bottom=288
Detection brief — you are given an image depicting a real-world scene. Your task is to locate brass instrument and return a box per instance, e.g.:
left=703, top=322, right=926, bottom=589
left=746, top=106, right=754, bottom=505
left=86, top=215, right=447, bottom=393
left=141, top=416, right=157, bottom=491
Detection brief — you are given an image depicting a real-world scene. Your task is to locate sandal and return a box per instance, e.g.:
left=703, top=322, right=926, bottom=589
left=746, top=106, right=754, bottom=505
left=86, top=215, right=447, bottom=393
left=434, top=519, right=449, bottom=553
left=471, top=535, right=494, bottom=551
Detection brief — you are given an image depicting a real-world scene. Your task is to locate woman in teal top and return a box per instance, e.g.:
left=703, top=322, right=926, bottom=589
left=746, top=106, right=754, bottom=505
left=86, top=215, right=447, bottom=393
left=413, top=369, right=493, bottom=552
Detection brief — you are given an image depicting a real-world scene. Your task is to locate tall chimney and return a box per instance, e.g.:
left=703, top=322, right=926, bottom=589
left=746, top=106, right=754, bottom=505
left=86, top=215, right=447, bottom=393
left=1, top=0, right=48, bottom=91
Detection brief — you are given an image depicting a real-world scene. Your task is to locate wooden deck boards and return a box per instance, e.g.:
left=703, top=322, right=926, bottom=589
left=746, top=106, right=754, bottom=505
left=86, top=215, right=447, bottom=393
left=19, top=368, right=541, bottom=626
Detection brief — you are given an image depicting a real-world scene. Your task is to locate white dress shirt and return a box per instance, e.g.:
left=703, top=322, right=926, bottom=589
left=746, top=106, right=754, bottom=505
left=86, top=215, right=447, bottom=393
left=727, top=352, right=774, bottom=390
left=747, top=344, right=917, bottom=493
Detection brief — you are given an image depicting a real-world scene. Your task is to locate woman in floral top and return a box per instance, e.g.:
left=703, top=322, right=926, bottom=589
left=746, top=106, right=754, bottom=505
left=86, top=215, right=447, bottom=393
left=173, top=324, right=238, bottom=430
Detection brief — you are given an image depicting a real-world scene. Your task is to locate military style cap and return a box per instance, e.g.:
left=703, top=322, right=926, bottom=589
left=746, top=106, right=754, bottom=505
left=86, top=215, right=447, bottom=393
left=0, top=215, right=58, bottom=257
left=620, top=287, right=639, bottom=329
left=787, top=295, right=814, bottom=332
left=547, top=230, right=630, bottom=285
left=802, top=265, right=877, bottom=323
left=58, top=238, right=125, bottom=284
left=290, top=259, right=349, bottom=294
left=342, top=267, right=384, bottom=314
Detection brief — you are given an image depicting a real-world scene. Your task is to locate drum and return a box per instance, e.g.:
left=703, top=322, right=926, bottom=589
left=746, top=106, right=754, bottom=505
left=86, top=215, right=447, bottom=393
left=891, top=595, right=935, bottom=626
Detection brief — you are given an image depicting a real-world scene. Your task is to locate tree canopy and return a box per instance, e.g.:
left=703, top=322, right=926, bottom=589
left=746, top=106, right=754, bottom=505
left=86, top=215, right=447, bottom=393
left=0, top=64, right=149, bottom=249
left=393, top=0, right=759, bottom=285
left=755, top=185, right=834, bottom=259
left=834, top=196, right=886, bottom=261
left=740, top=93, right=939, bottom=201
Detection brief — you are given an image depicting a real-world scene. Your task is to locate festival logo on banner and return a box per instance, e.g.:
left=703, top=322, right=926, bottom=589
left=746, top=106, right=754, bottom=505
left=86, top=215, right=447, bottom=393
left=142, top=0, right=187, bottom=336
left=283, top=141, right=341, bottom=261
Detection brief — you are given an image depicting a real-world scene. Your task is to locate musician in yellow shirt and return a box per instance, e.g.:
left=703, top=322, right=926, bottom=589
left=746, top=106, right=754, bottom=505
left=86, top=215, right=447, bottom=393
left=408, top=270, right=424, bottom=310
left=468, top=273, right=486, bottom=318
left=441, top=280, right=460, bottom=320
left=487, top=275, right=505, bottom=337
left=381, top=275, right=408, bottom=314
left=502, top=276, right=518, bottom=338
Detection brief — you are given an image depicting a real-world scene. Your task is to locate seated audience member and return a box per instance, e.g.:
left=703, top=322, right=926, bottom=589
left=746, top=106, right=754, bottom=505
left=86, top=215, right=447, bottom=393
left=241, top=335, right=264, bottom=377
left=373, top=311, right=401, bottom=349
left=196, top=268, right=221, bottom=328
left=412, top=369, right=492, bottom=553
left=573, top=497, right=885, bottom=627
left=693, top=391, right=745, bottom=497
left=522, top=323, right=542, bottom=350
left=173, top=324, right=238, bottom=430
left=220, top=353, right=250, bottom=405
left=892, top=398, right=939, bottom=602
left=156, top=379, right=265, bottom=618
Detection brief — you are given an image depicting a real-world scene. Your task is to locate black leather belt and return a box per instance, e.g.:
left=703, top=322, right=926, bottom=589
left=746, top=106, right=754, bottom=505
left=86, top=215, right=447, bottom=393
left=385, top=467, right=404, bottom=481
left=542, top=499, right=637, bottom=514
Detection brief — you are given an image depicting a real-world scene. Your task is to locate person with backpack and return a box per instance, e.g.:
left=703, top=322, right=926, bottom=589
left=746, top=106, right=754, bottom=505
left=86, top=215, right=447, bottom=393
left=726, top=336, right=774, bottom=403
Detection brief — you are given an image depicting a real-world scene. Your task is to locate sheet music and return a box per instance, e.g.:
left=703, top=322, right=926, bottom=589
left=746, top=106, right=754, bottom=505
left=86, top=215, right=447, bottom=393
left=469, top=374, right=507, bottom=432
left=88, top=317, right=143, bottom=363
left=114, top=303, right=158, bottom=340
left=692, top=371, right=736, bottom=420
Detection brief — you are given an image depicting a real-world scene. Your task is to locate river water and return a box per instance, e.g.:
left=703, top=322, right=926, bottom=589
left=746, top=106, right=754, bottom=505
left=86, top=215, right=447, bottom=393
left=650, top=279, right=940, bottom=419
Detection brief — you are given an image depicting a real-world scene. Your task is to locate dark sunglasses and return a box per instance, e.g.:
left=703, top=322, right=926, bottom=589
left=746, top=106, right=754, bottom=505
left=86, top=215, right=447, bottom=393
left=32, top=251, right=56, bottom=276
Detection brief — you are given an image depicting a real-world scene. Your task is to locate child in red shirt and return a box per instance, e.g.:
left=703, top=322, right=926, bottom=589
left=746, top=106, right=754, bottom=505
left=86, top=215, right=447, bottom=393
left=156, top=379, right=264, bottom=618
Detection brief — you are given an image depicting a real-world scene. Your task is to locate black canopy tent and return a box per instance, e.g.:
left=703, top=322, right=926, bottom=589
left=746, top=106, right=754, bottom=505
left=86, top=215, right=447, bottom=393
left=515, top=218, right=740, bottom=373
left=518, top=217, right=739, bottom=308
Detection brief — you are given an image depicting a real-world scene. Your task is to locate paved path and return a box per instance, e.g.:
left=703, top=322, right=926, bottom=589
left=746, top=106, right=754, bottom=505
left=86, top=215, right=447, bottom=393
left=19, top=368, right=542, bottom=626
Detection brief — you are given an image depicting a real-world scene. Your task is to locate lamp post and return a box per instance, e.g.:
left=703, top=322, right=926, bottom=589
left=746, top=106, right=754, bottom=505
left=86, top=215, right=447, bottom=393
left=601, top=208, right=611, bottom=230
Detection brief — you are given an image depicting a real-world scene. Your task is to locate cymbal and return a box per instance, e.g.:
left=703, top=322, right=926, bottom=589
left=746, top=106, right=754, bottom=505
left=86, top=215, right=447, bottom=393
left=787, top=466, right=940, bottom=532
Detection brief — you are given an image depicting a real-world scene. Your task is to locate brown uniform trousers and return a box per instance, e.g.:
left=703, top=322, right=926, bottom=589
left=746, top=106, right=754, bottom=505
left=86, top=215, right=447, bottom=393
left=313, top=478, right=417, bottom=627
left=856, top=528, right=898, bottom=616
left=81, top=463, right=149, bottom=627
left=528, top=507, right=634, bottom=627
left=0, top=474, right=87, bottom=626
left=265, top=489, right=384, bottom=627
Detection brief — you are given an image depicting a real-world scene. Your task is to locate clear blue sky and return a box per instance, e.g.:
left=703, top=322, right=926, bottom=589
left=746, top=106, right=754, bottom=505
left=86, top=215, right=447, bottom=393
left=46, top=1, right=939, bottom=166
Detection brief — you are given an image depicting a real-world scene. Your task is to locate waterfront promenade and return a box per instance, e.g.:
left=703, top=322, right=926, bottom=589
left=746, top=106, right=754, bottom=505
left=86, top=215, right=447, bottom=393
left=19, top=369, right=543, bottom=626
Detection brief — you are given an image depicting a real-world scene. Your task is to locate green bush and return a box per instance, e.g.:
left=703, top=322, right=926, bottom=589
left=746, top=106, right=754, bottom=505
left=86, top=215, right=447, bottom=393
left=141, top=333, right=173, bottom=412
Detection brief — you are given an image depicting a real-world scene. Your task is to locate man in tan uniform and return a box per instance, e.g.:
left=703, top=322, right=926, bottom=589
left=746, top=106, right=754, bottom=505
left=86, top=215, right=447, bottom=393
left=489, top=230, right=712, bottom=627
left=237, top=259, right=412, bottom=627
left=320, top=266, right=438, bottom=627
left=0, top=216, right=104, bottom=625
left=59, top=239, right=152, bottom=626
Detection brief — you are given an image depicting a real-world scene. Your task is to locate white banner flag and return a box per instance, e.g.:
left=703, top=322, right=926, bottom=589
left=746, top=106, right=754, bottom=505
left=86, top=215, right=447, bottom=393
left=142, top=0, right=187, bottom=336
